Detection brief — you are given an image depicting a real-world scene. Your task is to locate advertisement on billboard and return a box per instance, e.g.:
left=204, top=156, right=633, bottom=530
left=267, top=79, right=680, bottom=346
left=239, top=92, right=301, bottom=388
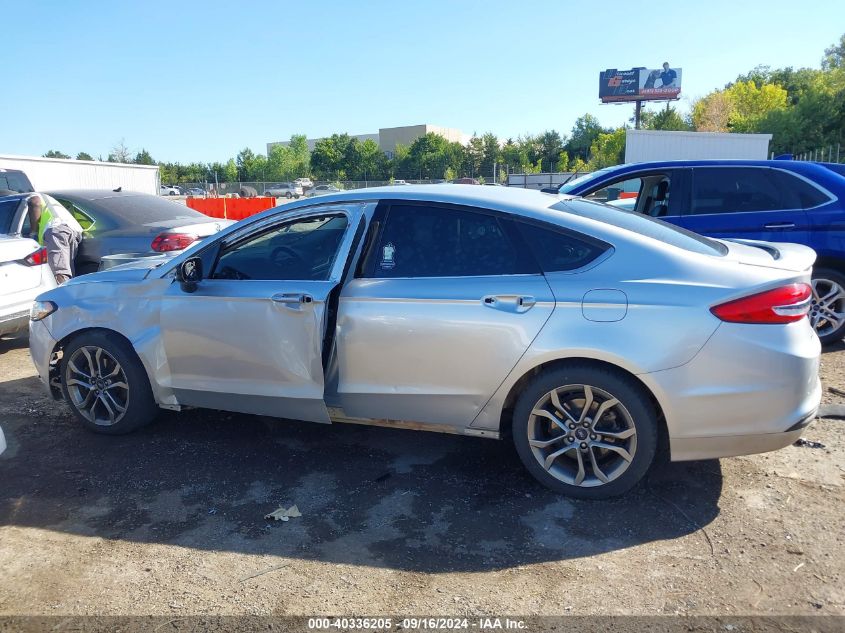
left=599, top=64, right=682, bottom=102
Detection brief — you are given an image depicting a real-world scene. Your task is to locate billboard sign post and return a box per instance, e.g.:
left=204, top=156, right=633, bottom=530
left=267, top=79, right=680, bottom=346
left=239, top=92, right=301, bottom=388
left=599, top=63, right=682, bottom=128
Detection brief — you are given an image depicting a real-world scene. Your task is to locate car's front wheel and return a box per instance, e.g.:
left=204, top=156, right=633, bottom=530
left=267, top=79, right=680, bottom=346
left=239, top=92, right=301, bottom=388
left=810, top=268, right=845, bottom=345
left=60, top=331, right=158, bottom=435
left=512, top=364, right=658, bottom=499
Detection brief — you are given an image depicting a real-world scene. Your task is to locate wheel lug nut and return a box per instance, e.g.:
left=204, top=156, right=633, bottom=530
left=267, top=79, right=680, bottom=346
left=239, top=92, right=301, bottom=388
left=567, top=435, right=574, bottom=442
left=590, top=434, right=596, bottom=440
left=580, top=442, right=588, bottom=449
left=568, top=423, right=575, bottom=429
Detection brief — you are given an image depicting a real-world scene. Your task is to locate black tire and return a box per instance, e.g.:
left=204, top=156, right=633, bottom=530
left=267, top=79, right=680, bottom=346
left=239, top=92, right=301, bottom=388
left=512, top=364, right=658, bottom=499
left=60, top=330, right=158, bottom=435
left=811, top=268, right=845, bottom=346
left=285, top=192, right=292, bottom=199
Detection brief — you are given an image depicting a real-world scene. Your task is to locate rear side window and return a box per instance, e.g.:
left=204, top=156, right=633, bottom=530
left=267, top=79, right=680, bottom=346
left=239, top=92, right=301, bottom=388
left=0, top=199, right=21, bottom=233
left=691, top=167, right=829, bottom=214
left=0, top=171, right=33, bottom=193
left=516, top=222, right=608, bottom=272
left=369, top=204, right=536, bottom=278
left=768, top=170, right=830, bottom=209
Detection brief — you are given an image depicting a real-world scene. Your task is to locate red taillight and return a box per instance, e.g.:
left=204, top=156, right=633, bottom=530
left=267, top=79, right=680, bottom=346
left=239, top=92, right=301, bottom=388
left=711, top=283, right=812, bottom=324
left=23, top=246, right=48, bottom=266
left=151, top=233, right=198, bottom=252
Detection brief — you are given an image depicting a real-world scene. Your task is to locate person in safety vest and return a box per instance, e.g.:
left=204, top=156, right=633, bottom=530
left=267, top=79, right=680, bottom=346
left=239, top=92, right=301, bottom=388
left=26, top=194, right=83, bottom=284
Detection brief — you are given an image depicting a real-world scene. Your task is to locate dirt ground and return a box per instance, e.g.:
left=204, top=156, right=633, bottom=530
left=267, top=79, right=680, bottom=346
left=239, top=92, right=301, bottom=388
left=0, top=336, right=843, bottom=618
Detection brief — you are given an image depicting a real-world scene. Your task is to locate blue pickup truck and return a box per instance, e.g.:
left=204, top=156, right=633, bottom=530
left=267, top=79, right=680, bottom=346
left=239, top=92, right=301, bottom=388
left=555, top=160, right=845, bottom=344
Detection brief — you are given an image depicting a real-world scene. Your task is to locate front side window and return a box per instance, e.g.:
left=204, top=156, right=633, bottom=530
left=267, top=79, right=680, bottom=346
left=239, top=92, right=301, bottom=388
left=53, top=198, right=96, bottom=231
left=368, top=204, right=535, bottom=278
left=213, top=214, right=348, bottom=281
left=692, top=168, right=783, bottom=215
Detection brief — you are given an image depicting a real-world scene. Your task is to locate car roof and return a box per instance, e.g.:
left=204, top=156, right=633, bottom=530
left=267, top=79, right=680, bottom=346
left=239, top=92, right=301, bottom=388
left=274, top=184, right=572, bottom=222
left=45, top=189, right=160, bottom=201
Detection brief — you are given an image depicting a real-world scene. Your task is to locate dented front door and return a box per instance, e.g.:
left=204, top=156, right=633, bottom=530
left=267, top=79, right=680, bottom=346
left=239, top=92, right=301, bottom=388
left=159, top=207, right=361, bottom=423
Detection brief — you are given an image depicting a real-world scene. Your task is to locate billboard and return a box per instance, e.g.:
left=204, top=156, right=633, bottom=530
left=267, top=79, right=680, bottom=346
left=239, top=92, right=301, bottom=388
left=599, top=64, right=682, bottom=103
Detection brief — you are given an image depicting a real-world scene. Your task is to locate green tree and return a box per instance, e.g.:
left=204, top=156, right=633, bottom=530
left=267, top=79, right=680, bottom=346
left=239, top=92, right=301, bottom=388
left=43, top=150, right=70, bottom=159
left=480, top=133, right=501, bottom=179
left=587, top=128, right=627, bottom=170
left=537, top=130, right=565, bottom=172
left=640, top=105, right=691, bottom=131
left=462, top=135, right=485, bottom=179
left=75, top=152, right=93, bottom=161
left=224, top=159, right=238, bottom=183
left=133, top=149, right=155, bottom=165
left=822, top=33, right=845, bottom=70
left=236, top=148, right=257, bottom=181
left=566, top=114, right=608, bottom=161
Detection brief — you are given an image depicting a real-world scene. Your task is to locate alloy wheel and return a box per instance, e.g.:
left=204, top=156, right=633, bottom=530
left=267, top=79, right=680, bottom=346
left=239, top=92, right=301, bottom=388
left=527, top=384, right=637, bottom=487
left=810, top=277, right=845, bottom=338
left=65, top=346, right=129, bottom=426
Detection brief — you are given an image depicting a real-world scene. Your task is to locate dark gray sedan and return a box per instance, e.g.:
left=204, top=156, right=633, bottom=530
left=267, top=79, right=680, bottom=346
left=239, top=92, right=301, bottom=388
left=2, top=190, right=232, bottom=274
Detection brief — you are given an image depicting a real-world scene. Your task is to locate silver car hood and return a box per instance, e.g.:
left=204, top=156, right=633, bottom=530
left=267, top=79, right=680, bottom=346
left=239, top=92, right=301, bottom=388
left=66, top=257, right=170, bottom=285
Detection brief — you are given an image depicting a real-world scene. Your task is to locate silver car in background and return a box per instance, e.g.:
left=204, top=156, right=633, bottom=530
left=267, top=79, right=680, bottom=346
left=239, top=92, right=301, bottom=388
left=264, top=183, right=303, bottom=199
left=29, top=186, right=821, bottom=498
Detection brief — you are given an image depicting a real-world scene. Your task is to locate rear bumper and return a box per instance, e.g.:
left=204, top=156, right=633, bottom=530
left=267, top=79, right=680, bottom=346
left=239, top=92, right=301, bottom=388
left=669, top=396, right=818, bottom=461
left=641, top=319, right=822, bottom=461
left=0, top=309, right=29, bottom=337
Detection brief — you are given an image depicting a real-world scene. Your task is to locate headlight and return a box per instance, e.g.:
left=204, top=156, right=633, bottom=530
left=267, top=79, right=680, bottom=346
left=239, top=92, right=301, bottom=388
left=30, top=300, right=57, bottom=321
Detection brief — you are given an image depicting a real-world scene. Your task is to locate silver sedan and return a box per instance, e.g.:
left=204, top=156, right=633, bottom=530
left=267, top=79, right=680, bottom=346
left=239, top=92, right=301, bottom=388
left=28, top=186, right=821, bottom=498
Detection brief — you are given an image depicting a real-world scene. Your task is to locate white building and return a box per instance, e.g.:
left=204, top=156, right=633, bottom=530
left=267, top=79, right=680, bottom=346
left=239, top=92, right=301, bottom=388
left=625, top=130, right=773, bottom=163
left=0, top=154, right=159, bottom=195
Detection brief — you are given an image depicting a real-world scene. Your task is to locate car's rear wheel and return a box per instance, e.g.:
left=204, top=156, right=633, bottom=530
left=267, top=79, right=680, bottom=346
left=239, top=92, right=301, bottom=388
left=810, top=268, right=845, bottom=345
left=512, top=365, right=658, bottom=499
left=60, top=331, right=157, bottom=435
left=285, top=192, right=292, bottom=199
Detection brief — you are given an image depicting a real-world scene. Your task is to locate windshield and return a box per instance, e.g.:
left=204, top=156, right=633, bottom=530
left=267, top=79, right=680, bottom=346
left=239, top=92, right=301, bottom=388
left=558, top=168, right=616, bottom=194
left=554, top=198, right=728, bottom=257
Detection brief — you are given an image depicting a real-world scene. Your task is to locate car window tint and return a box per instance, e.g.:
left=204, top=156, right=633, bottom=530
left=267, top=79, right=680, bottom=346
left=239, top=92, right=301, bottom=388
left=767, top=170, right=829, bottom=209
left=692, top=168, right=783, bottom=214
left=0, top=172, right=33, bottom=193
left=0, top=199, right=20, bottom=233
left=554, top=198, right=728, bottom=257
left=516, top=222, right=608, bottom=272
left=53, top=198, right=95, bottom=231
left=213, top=214, right=348, bottom=281
left=370, top=204, right=535, bottom=278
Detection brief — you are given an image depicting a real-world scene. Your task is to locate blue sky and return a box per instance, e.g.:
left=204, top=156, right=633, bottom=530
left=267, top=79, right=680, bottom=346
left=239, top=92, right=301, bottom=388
left=3, top=0, right=843, bottom=163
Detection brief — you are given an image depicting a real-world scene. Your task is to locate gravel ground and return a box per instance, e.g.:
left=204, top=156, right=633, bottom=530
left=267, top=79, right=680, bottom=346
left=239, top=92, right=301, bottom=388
left=0, top=336, right=843, bottom=618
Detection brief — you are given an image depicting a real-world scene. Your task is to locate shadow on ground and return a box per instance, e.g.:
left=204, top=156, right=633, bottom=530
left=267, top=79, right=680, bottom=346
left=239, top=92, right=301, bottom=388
left=0, top=370, right=723, bottom=573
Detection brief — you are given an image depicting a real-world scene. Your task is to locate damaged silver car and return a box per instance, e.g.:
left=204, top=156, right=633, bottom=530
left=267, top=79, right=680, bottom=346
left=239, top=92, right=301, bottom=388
left=29, top=186, right=821, bottom=498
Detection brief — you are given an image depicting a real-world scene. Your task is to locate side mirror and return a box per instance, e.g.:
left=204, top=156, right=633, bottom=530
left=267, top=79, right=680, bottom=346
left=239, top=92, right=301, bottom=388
left=177, top=256, right=203, bottom=293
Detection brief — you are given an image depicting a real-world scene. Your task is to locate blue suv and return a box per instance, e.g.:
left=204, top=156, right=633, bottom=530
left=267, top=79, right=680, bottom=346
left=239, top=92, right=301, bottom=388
left=556, top=160, right=845, bottom=344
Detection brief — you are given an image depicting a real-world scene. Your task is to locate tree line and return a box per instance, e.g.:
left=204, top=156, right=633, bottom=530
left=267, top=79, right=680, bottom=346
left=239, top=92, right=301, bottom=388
left=41, top=33, right=844, bottom=184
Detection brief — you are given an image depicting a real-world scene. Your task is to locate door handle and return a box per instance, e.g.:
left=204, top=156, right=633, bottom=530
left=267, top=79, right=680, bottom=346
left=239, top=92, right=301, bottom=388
left=763, top=222, right=796, bottom=229
left=482, top=295, right=536, bottom=313
left=271, top=293, right=313, bottom=305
